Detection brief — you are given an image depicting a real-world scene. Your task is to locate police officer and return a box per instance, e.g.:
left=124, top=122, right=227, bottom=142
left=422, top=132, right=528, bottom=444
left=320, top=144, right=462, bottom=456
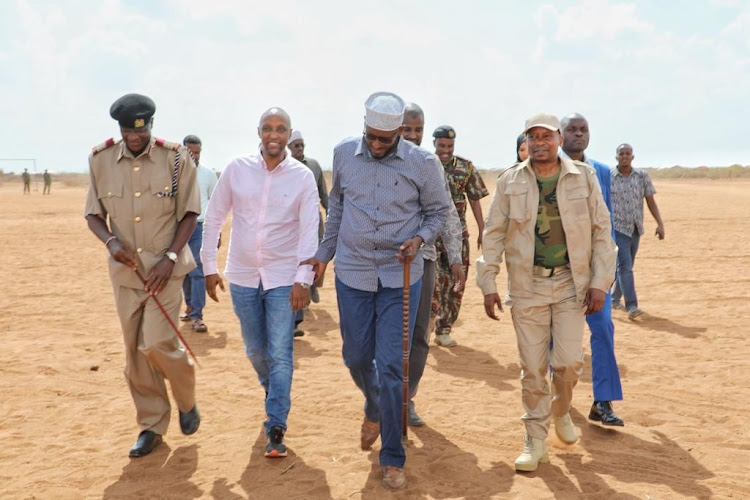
left=431, top=126, right=489, bottom=347
left=84, top=93, right=201, bottom=458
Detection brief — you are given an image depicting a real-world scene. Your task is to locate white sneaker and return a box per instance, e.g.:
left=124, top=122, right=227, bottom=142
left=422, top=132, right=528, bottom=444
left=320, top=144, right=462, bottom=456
left=435, top=333, right=458, bottom=347
left=515, top=435, right=549, bottom=472
left=554, top=413, right=578, bottom=445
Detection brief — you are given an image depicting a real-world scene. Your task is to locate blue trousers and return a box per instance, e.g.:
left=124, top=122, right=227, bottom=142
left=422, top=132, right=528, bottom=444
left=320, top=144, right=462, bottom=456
left=612, top=229, right=641, bottom=311
left=585, top=292, right=623, bottom=401
left=182, top=222, right=206, bottom=320
left=335, top=277, right=421, bottom=468
left=230, top=282, right=295, bottom=434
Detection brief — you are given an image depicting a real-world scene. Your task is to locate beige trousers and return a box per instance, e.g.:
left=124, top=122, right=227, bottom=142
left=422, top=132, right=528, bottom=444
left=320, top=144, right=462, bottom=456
left=113, top=278, right=196, bottom=435
left=510, top=269, right=584, bottom=439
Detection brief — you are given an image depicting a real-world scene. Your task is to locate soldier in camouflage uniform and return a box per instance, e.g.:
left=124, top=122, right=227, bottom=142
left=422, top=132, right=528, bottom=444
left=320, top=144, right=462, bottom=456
left=431, top=126, right=489, bottom=347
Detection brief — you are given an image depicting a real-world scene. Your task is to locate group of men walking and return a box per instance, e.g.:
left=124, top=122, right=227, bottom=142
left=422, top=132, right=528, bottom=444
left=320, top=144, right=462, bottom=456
left=85, top=91, right=664, bottom=491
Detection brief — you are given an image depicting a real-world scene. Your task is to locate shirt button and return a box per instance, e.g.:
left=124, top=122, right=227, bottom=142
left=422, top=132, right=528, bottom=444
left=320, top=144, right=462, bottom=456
left=136, top=247, right=143, bottom=253
left=107, top=191, right=112, bottom=196
left=134, top=216, right=141, bottom=222
left=133, top=166, right=140, bottom=172
left=164, top=185, right=170, bottom=190
left=134, top=191, right=141, bottom=198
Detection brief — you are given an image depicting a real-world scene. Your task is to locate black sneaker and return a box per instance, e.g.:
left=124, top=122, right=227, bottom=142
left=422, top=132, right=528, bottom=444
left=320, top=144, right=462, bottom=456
left=264, top=426, right=287, bottom=458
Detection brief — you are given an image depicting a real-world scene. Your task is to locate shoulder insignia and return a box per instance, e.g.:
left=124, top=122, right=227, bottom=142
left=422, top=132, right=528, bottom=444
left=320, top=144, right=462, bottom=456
left=154, top=138, right=180, bottom=151
left=91, top=138, right=116, bottom=155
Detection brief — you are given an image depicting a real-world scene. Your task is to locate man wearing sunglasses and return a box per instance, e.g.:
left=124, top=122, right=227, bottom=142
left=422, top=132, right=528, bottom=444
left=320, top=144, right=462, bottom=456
left=307, top=92, right=451, bottom=490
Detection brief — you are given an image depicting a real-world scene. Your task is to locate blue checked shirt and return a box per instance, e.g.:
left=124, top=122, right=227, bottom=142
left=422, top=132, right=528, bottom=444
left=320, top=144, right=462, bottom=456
left=316, top=136, right=451, bottom=292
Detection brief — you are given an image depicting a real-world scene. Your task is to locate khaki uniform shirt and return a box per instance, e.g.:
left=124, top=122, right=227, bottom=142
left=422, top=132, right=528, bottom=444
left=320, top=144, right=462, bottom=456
left=477, top=156, right=616, bottom=303
left=85, top=137, right=200, bottom=289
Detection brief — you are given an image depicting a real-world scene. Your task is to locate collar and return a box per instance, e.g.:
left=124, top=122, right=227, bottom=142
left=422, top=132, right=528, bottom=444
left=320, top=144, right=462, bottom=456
left=117, top=137, right=155, bottom=162
left=256, top=147, right=290, bottom=172
left=520, top=155, right=581, bottom=177
left=614, top=165, right=638, bottom=177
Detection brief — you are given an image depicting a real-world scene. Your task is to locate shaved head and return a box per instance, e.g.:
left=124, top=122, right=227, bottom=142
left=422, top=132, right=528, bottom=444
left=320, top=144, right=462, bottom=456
left=403, top=102, right=424, bottom=121
left=616, top=143, right=633, bottom=153
left=259, top=107, right=291, bottom=128
left=560, top=112, right=588, bottom=130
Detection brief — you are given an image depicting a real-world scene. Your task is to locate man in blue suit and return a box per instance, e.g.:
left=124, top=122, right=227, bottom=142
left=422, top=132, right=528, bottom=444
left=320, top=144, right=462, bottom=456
left=561, top=113, right=624, bottom=426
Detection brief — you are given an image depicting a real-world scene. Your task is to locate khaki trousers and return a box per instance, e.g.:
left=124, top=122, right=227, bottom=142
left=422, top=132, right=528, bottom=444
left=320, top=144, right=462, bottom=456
left=510, top=269, right=584, bottom=439
left=113, top=278, right=196, bottom=435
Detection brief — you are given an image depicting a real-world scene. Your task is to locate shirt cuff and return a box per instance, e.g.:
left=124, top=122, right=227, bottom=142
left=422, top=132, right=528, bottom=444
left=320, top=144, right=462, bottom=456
left=295, top=264, right=315, bottom=285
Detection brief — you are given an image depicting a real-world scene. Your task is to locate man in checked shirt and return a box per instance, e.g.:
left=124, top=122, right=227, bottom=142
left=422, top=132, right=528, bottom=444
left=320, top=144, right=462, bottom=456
left=308, top=92, right=451, bottom=490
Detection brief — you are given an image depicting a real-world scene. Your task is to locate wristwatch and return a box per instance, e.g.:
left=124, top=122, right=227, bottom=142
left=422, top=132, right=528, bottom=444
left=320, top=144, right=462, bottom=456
left=295, top=282, right=310, bottom=289
left=165, top=251, right=178, bottom=263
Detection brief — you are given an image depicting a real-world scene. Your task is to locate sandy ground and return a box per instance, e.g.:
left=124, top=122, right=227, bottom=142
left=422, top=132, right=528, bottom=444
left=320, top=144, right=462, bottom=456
left=2, top=177, right=749, bottom=499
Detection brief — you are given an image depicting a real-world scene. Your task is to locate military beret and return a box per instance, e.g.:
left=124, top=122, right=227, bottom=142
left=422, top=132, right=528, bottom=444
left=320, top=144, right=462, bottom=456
left=109, top=93, right=156, bottom=128
left=433, top=125, right=456, bottom=139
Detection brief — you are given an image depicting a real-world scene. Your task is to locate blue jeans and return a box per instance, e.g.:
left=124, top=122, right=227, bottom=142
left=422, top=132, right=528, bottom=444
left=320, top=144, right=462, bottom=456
left=182, top=222, right=205, bottom=320
left=612, top=229, right=641, bottom=311
left=230, top=282, right=295, bottom=434
left=335, top=277, right=421, bottom=468
left=585, top=292, right=623, bottom=402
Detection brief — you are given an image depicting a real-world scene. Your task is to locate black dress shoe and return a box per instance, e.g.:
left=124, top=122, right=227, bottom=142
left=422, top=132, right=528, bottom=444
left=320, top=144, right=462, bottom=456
left=129, top=430, right=162, bottom=458
left=589, top=401, right=624, bottom=426
left=179, top=404, right=201, bottom=435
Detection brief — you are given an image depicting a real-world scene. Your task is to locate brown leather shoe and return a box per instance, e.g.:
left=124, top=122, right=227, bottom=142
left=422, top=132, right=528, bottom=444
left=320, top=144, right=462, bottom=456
left=360, top=418, right=379, bottom=450
left=381, top=466, right=407, bottom=490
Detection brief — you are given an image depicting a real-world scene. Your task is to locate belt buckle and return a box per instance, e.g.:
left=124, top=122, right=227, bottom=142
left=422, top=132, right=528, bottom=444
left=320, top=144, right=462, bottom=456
left=534, top=266, right=554, bottom=278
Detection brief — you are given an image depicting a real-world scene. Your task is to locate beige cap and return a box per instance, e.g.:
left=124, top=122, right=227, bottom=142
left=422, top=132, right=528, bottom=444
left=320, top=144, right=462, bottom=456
left=365, top=92, right=405, bottom=131
left=523, top=112, right=561, bottom=134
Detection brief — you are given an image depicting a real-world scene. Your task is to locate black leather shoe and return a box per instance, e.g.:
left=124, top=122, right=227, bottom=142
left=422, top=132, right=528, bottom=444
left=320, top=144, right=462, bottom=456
left=589, top=401, right=624, bottom=426
left=179, top=404, right=201, bottom=435
left=129, top=430, right=162, bottom=458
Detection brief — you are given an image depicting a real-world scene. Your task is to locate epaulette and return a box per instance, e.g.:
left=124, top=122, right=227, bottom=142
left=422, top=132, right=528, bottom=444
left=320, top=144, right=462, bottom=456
left=154, top=138, right=181, bottom=151
left=91, top=138, right=117, bottom=155
left=454, top=155, right=475, bottom=175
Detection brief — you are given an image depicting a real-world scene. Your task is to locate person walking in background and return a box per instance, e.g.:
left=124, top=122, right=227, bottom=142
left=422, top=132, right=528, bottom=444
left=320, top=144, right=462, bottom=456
left=561, top=113, right=624, bottom=427
left=307, top=92, right=451, bottom=490
left=478, top=113, right=616, bottom=472
left=610, top=143, right=665, bottom=319
left=84, top=93, right=201, bottom=458
left=516, top=133, right=529, bottom=162
left=22, top=168, right=31, bottom=194
left=287, top=130, right=328, bottom=337
left=43, top=169, right=51, bottom=195
left=179, top=135, right=217, bottom=333
left=431, top=125, right=489, bottom=348
left=400, top=102, right=465, bottom=427
left=201, top=107, right=319, bottom=458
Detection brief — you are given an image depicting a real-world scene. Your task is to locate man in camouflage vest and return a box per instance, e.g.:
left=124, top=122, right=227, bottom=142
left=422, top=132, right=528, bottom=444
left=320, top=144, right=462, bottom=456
left=431, top=126, right=489, bottom=347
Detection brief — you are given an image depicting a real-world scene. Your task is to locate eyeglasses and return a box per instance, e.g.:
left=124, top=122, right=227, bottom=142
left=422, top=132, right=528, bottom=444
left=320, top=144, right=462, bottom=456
left=364, top=132, right=398, bottom=145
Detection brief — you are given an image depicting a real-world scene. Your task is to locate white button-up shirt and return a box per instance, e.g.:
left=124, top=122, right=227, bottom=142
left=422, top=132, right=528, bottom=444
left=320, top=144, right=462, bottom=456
left=201, top=151, right=319, bottom=289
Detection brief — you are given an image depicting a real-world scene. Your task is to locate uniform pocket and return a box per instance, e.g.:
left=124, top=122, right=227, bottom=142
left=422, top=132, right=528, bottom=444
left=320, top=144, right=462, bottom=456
left=567, top=188, right=590, bottom=220
left=97, top=184, right=123, bottom=219
left=505, top=181, right=529, bottom=221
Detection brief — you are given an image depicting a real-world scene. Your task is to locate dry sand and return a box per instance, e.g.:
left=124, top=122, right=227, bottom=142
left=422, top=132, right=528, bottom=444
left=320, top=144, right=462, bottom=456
left=1, top=177, right=749, bottom=499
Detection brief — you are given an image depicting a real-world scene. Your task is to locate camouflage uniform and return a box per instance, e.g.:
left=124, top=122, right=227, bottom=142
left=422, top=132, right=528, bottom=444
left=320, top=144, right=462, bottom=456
left=432, top=155, right=489, bottom=335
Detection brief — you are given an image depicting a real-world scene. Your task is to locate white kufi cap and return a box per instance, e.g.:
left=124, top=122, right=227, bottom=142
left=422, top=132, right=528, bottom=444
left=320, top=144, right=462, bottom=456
left=364, top=92, right=405, bottom=131
left=288, top=130, right=303, bottom=145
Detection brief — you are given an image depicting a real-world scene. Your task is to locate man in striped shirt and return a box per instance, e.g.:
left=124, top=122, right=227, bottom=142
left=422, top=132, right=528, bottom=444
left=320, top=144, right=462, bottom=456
left=308, top=92, right=451, bottom=490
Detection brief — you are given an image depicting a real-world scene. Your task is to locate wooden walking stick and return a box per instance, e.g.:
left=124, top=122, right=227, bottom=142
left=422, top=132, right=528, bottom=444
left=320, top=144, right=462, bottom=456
left=133, top=269, right=202, bottom=368
left=402, top=255, right=411, bottom=443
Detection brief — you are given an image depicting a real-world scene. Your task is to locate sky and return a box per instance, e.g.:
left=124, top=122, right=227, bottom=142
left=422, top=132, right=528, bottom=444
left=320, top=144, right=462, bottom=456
left=2, top=0, right=749, bottom=174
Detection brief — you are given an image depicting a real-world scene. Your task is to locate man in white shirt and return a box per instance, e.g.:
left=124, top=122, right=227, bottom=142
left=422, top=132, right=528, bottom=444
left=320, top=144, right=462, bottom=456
left=200, top=108, right=320, bottom=458
left=180, top=135, right=217, bottom=333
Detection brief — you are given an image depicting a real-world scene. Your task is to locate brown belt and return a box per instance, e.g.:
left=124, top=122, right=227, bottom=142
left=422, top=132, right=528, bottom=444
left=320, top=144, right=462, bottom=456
left=533, top=265, right=569, bottom=278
